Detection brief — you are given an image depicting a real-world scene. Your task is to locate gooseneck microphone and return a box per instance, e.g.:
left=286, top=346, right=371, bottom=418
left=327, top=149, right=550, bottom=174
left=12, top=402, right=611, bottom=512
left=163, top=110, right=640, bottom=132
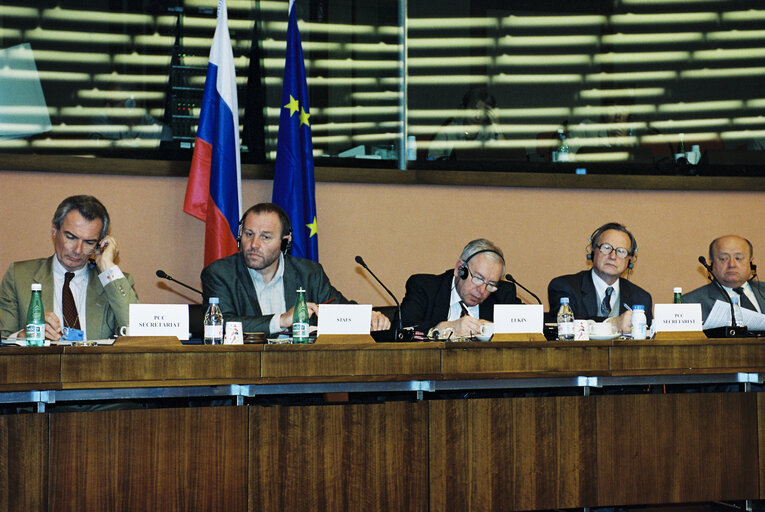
left=697, top=256, right=745, bottom=337
left=156, top=269, right=203, bottom=296
left=504, top=273, right=542, bottom=305
left=355, top=256, right=412, bottom=341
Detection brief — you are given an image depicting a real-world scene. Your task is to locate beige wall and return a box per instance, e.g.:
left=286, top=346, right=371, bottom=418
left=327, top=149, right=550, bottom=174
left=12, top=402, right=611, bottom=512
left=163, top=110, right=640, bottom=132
left=0, top=169, right=761, bottom=311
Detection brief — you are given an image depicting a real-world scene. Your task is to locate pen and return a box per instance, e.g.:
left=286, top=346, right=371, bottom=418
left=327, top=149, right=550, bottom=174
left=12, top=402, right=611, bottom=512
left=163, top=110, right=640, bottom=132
left=322, top=298, right=336, bottom=304
left=623, top=303, right=632, bottom=311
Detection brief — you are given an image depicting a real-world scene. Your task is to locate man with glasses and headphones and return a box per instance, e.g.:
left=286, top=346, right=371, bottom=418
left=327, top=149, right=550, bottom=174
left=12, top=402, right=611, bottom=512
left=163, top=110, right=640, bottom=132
left=398, top=239, right=520, bottom=338
left=684, top=235, right=764, bottom=320
left=201, top=202, right=390, bottom=335
left=548, top=222, right=653, bottom=331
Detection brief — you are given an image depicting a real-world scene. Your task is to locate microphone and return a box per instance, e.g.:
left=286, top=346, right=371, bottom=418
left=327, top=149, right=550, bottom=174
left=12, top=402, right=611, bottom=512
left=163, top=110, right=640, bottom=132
left=156, top=269, right=203, bottom=296
left=697, top=256, right=746, bottom=337
left=504, top=273, right=542, bottom=305
left=354, top=256, right=412, bottom=342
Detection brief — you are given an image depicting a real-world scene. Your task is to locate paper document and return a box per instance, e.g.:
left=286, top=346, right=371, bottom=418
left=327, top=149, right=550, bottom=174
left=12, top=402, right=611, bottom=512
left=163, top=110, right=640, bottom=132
left=703, top=299, right=765, bottom=330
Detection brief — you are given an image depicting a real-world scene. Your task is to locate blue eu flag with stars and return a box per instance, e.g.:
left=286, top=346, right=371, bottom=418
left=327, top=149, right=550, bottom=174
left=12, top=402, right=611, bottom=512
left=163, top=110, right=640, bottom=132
left=272, top=1, right=318, bottom=261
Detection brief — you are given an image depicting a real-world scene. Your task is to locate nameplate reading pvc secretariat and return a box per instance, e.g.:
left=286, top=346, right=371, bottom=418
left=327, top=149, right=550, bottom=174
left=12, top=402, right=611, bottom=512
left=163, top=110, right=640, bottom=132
left=317, top=304, right=372, bottom=335
left=493, top=304, right=544, bottom=333
left=653, top=303, right=703, bottom=332
left=128, top=304, right=189, bottom=340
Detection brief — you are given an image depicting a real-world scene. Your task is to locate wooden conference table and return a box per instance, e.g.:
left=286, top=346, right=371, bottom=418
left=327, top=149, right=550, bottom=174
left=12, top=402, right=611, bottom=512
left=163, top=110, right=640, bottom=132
left=1, top=336, right=764, bottom=512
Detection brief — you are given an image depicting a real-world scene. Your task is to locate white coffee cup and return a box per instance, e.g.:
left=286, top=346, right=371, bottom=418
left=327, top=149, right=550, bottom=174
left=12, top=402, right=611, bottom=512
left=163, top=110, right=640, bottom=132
left=476, top=323, right=494, bottom=342
left=118, top=325, right=130, bottom=336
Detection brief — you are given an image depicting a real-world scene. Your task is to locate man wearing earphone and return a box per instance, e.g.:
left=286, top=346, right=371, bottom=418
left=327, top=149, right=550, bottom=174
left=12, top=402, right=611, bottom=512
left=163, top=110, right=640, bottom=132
left=684, top=235, right=765, bottom=320
left=398, top=239, right=520, bottom=337
left=547, top=222, right=653, bottom=331
left=201, top=202, right=390, bottom=334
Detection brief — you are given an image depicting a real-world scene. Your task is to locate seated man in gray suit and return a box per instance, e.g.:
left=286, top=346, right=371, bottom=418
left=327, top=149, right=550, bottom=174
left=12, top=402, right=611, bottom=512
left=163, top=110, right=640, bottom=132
left=685, top=235, right=765, bottom=320
left=201, top=202, right=390, bottom=334
left=548, top=222, right=652, bottom=332
left=0, top=195, right=138, bottom=341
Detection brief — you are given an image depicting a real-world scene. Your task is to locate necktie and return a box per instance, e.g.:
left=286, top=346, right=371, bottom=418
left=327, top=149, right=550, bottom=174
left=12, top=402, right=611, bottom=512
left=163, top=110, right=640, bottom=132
left=62, top=272, right=81, bottom=330
left=733, top=287, right=757, bottom=311
left=601, top=286, right=613, bottom=316
left=459, top=301, right=470, bottom=317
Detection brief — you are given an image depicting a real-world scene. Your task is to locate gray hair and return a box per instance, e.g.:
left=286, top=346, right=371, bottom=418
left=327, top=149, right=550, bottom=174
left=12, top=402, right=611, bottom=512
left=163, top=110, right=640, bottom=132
left=52, top=195, right=110, bottom=240
left=459, top=238, right=506, bottom=274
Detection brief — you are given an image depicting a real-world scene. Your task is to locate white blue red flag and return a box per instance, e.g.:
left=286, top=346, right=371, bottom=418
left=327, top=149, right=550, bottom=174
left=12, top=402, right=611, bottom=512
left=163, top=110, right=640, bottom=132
left=272, top=0, right=318, bottom=261
left=184, top=0, right=242, bottom=267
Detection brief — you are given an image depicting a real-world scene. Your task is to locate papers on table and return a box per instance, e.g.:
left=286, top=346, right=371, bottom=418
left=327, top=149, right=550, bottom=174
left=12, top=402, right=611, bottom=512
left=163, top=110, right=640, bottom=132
left=704, top=299, right=765, bottom=330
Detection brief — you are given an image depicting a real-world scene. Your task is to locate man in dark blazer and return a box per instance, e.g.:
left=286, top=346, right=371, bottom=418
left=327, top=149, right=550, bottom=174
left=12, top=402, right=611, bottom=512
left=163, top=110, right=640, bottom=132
left=548, top=222, right=653, bottom=329
left=398, top=239, right=520, bottom=337
left=684, top=235, right=765, bottom=320
left=201, top=203, right=389, bottom=334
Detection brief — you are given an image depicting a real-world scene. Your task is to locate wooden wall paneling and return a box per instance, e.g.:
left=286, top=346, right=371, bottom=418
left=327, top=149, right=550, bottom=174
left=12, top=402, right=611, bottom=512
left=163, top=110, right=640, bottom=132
left=0, top=414, right=48, bottom=512
left=596, top=393, right=758, bottom=506
left=49, top=407, right=248, bottom=512
left=0, top=349, right=61, bottom=388
left=249, top=401, right=428, bottom=512
left=429, top=396, right=597, bottom=512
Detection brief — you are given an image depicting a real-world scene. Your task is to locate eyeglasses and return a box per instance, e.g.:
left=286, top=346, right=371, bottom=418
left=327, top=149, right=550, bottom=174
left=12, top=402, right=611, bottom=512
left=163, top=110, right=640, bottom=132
left=596, top=243, right=630, bottom=259
left=466, top=266, right=499, bottom=292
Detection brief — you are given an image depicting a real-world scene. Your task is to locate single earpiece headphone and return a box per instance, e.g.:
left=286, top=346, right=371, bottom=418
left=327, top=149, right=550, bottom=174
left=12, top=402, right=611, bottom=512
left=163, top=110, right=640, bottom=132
left=458, top=248, right=505, bottom=280
left=585, top=223, right=638, bottom=270
left=236, top=205, right=293, bottom=255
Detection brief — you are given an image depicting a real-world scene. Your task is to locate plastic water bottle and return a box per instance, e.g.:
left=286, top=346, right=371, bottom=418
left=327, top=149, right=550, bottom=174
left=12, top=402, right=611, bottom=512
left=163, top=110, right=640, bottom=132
left=292, top=288, right=310, bottom=344
left=203, top=297, right=223, bottom=345
left=557, top=297, right=574, bottom=341
left=731, top=296, right=745, bottom=327
left=406, top=135, right=417, bottom=161
left=26, top=283, right=45, bottom=347
left=631, top=305, right=647, bottom=340
left=553, top=128, right=570, bottom=162
left=673, top=287, right=682, bottom=304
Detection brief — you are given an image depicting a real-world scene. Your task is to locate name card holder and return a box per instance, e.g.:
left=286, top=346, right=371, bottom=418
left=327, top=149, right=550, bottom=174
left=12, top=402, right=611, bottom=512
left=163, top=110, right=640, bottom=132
left=652, top=303, right=706, bottom=340
left=115, top=336, right=181, bottom=346
left=314, top=334, right=375, bottom=344
left=315, top=304, right=375, bottom=344
left=492, top=304, right=546, bottom=342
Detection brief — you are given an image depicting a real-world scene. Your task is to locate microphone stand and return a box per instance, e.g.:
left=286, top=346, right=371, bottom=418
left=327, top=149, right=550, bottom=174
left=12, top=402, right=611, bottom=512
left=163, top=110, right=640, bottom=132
left=697, top=257, right=748, bottom=338
left=504, top=273, right=542, bottom=305
left=156, top=270, right=203, bottom=297
left=355, top=256, right=414, bottom=342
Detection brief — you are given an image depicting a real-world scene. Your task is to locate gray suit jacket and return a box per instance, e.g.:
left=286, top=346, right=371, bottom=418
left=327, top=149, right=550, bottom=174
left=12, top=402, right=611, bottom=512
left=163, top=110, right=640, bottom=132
left=683, top=281, right=765, bottom=320
left=201, top=253, right=351, bottom=333
left=0, top=256, right=138, bottom=339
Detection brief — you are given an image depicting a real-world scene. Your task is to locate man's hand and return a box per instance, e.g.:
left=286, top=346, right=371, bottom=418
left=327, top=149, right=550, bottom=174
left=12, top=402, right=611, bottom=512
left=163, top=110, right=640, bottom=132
left=435, top=316, right=489, bottom=338
left=607, top=310, right=633, bottom=335
left=278, top=302, right=318, bottom=329
left=95, top=235, right=118, bottom=272
left=371, top=310, right=391, bottom=331
left=44, top=311, right=62, bottom=341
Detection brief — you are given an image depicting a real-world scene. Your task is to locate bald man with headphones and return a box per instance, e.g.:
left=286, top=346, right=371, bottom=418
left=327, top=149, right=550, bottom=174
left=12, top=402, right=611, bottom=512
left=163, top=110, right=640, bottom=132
left=547, top=222, right=653, bottom=331
left=397, top=239, right=520, bottom=337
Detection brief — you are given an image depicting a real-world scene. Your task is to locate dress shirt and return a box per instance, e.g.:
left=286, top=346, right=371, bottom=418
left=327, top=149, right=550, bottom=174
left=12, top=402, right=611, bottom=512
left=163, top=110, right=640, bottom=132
left=52, top=257, right=89, bottom=337
left=722, top=281, right=762, bottom=313
left=447, top=278, right=479, bottom=321
left=591, top=270, right=620, bottom=319
left=248, top=253, right=287, bottom=334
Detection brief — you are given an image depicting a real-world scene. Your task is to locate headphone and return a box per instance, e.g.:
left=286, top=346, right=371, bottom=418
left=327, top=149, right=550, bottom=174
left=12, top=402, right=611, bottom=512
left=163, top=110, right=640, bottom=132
left=236, top=204, right=293, bottom=254
left=458, top=248, right=505, bottom=280
left=586, top=222, right=638, bottom=270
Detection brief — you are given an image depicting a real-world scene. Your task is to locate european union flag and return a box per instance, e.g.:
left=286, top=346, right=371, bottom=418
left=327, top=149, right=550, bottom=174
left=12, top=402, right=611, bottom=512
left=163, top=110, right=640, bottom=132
left=272, top=2, right=318, bottom=261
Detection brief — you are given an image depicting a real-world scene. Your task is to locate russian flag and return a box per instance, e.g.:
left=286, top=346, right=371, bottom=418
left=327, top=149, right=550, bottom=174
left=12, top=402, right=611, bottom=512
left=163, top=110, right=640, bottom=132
left=183, top=0, right=242, bottom=267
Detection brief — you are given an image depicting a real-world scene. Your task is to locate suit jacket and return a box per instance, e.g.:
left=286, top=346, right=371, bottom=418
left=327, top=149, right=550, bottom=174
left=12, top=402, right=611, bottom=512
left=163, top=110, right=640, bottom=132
left=201, top=253, right=350, bottom=333
left=683, top=281, right=765, bottom=320
left=398, top=269, right=520, bottom=333
left=0, top=256, right=138, bottom=339
left=547, top=270, right=654, bottom=324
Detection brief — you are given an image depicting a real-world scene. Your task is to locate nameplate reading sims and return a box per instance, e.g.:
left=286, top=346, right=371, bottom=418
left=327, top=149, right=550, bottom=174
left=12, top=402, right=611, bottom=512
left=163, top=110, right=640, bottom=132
left=317, top=304, right=372, bottom=335
left=653, top=304, right=703, bottom=332
left=128, top=304, right=190, bottom=340
left=493, top=304, right=544, bottom=334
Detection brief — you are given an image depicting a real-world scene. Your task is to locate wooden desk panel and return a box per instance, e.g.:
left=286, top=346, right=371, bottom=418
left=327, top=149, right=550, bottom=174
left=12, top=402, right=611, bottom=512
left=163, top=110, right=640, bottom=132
left=261, top=343, right=441, bottom=378
left=0, top=414, right=47, bottom=512
left=60, top=349, right=261, bottom=384
left=49, top=407, right=247, bottom=512
left=442, top=342, right=610, bottom=375
left=0, top=348, right=61, bottom=387
left=250, top=401, right=428, bottom=512
left=429, top=397, right=597, bottom=512
left=597, top=392, right=758, bottom=505
left=610, top=339, right=765, bottom=372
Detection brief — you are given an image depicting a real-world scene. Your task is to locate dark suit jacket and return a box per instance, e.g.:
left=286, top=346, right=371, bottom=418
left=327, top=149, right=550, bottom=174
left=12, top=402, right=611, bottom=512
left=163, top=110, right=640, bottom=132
left=201, top=253, right=350, bottom=333
left=547, top=270, right=653, bottom=324
left=683, top=281, right=765, bottom=320
left=398, top=269, right=520, bottom=333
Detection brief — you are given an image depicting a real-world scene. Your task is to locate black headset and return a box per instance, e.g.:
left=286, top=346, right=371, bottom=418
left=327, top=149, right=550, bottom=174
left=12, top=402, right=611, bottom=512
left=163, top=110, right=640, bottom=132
left=586, top=222, right=638, bottom=270
left=458, top=248, right=505, bottom=280
left=236, top=204, right=293, bottom=254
